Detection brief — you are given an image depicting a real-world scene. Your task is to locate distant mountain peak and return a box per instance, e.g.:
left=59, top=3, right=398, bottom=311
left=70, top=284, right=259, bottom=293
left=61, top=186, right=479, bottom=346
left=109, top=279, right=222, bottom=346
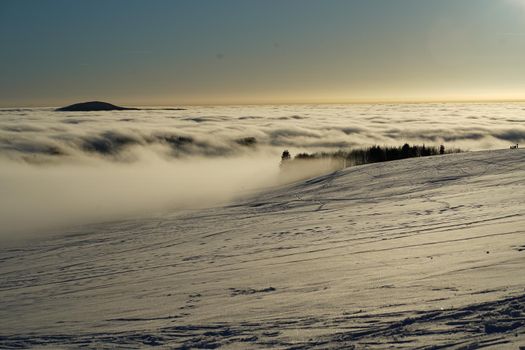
left=56, top=101, right=139, bottom=112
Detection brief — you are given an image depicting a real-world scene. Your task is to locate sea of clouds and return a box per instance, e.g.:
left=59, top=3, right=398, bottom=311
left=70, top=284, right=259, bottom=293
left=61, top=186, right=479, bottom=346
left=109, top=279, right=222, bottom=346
left=2, top=104, right=525, bottom=163
left=1, top=103, right=524, bottom=241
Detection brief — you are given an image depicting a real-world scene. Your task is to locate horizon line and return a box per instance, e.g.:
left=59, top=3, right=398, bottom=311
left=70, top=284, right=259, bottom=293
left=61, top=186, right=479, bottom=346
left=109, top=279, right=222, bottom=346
left=2, top=97, right=525, bottom=109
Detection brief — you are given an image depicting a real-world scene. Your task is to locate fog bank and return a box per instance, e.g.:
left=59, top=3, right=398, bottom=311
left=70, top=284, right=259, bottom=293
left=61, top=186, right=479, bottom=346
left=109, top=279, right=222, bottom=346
left=0, top=154, right=286, bottom=242
left=2, top=104, right=525, bottom=165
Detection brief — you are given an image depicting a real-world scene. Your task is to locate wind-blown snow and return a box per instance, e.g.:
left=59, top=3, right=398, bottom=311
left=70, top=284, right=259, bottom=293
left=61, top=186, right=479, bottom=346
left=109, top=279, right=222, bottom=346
left=1, top=149, right=524, bottom=349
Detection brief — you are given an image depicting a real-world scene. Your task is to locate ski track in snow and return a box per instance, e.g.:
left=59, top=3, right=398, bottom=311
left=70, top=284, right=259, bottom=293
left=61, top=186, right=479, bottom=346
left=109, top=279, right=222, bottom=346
left=1, top=149, right=525, bottom=349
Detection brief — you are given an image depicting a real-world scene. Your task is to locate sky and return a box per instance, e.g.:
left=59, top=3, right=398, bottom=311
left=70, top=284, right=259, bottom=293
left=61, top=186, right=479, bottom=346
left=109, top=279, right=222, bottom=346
left=1, top=0, right=525, bottom=107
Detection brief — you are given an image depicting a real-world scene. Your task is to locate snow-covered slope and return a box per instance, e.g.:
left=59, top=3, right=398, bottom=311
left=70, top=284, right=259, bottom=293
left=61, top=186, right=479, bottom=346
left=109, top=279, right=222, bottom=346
left=1, top=149, right=525, bottom=349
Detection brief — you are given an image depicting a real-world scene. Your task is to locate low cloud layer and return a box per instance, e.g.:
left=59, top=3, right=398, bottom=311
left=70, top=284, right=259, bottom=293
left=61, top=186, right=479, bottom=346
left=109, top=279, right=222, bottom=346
left=1, top=103, right=524, bottom=164
left=0, top=154, right=284, bottom=242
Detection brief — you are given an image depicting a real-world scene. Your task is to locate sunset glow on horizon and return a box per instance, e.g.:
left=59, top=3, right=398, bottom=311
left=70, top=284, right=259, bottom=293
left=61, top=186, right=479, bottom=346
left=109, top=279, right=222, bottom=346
left=1, top=0, right=524, bottom=107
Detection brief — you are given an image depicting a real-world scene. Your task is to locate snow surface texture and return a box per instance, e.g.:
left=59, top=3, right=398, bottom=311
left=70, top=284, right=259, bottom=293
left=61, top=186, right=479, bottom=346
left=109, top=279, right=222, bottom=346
left=1, top=149, right=524, bottom=349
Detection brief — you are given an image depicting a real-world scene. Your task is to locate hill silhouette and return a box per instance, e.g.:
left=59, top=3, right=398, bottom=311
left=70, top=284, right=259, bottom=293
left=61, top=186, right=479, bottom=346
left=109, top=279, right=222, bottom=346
left=56, top=101, right=139, bottom=112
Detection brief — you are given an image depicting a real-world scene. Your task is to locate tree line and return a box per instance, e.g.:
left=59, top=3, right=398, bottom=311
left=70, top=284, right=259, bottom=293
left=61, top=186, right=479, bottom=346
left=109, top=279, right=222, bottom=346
left=281, top=144, right=461, bottom=168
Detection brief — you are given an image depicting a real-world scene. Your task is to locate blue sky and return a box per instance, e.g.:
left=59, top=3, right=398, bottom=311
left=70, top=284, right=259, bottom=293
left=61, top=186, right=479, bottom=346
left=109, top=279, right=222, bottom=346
left=1, top=0, right=524, bottom=106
